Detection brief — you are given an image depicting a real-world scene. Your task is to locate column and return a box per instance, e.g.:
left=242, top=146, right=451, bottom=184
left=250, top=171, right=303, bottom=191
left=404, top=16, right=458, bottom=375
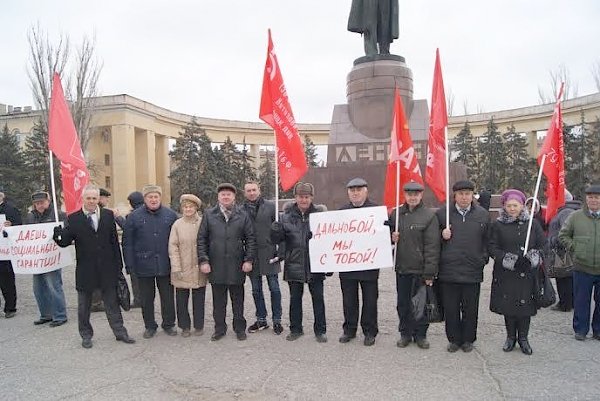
left=526, top=131, right=538, bottom=158
left=110, top=125, right=137, bottom=206
left=155, top=135, right=171, bottom=206
left=249, top=144, right=261, bottom=169
left=135, top=129, right=157, bottom=187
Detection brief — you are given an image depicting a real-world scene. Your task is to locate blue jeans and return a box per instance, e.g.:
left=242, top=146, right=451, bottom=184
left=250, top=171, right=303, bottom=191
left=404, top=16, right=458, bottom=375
left=573, top=270, right=600, bottom=336
left=250, top=274, right=282, bottom=323
left=33, top=269, right=67, bottom=322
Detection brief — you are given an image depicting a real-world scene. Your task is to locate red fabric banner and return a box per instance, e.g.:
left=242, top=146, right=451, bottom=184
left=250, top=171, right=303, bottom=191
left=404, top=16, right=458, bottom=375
left=384, top=88, right=424, bottom=210
left=259, top=29, right=308, bottom=191
left=425, top=49, right=448, bottom=202
left=48, top=72, right=89, bottom=214
left=538, top=83, right=565, bottom=224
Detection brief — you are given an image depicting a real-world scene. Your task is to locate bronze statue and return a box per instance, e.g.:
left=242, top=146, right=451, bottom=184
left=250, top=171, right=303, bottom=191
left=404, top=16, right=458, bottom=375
left=348, top=0, right=399, bottom=56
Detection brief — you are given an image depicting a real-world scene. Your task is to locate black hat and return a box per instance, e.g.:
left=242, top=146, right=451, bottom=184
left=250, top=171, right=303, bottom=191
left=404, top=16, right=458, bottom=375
left=403, top=182, right=424, bottom=192
left=346, top=177, right=368, bottom=188
left=217, top=183, right=237, bottom=194
left=452, top=180, right=475, bottom=192
left=585, top=184, right=600, bottom=194
left=31, top=191, right=50, bottom=202
left=99, top=188, right=111, bottom=197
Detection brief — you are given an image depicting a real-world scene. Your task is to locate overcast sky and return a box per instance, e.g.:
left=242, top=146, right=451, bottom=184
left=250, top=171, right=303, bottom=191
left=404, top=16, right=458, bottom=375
left=1, top=0, right=599, bottom=123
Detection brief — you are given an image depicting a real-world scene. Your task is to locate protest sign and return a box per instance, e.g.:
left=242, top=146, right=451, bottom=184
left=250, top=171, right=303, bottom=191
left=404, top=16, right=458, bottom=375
left=309, top=206, right=393, bottom=273
left=3, top=222, right=74, bottom=274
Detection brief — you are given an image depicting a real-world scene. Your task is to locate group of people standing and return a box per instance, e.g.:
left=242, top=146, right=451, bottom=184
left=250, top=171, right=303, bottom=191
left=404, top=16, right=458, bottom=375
left=2, top=177, right=600, bottom=356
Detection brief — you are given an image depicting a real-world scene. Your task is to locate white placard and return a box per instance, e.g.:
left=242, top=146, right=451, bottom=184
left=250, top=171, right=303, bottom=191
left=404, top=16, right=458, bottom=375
left=309, top=206, right=393, bottom=273
left=3, top=222, right=75, bottom=274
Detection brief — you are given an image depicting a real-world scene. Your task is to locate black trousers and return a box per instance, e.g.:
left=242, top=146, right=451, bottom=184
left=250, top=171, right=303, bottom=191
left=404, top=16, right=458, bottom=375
left=504, top=315, right=531, bottom=340
left=176, top=287, right=206, bottom=330
left=440, top=282, right=481, bottom=345
left=556, top=276, right=574, bottom=309
left=0, top=268, right=17, bottom=313
left=396, top=274, right=428, bottom=339
left=130, top=272, right=141, bottom=306
left=340, top=278, right=378, bottom=337
left=77, top=286, right=127, bottom=340
left=288, top=279, right=326, bottom=335
left=211, top=284, right=246, bottom=335
left=138, top=275, right=175, bottom=330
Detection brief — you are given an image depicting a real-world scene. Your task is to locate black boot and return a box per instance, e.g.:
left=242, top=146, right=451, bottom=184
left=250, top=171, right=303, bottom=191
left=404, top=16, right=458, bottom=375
left=503, top=316, right=517, bottom=352
left=517, top=317, right=533, bottom=355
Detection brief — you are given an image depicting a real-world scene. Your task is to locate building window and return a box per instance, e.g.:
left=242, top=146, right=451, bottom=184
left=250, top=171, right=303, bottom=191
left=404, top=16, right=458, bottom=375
left=105, top=176, right=111, bottom=189
left=104, top=154, right=110, bottom=166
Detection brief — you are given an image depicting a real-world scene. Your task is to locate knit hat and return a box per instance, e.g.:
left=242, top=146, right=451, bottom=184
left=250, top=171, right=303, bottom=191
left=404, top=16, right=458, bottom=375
left=501, top=189, right=526, bottom=206
left=564, top=189, right=574, bottom=202
left=142, top=184, right=162, bottom=197
left=127, top=191, right=144, bottom=208
left=180, top=194, right=202, bottom=209
left=294, top=182, right=315, bottom=196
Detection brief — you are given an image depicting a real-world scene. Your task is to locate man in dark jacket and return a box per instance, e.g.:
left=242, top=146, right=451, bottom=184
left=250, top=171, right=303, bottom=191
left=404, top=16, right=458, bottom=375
left=242, top=181, right=282, bottom=335
left=338, top=178, right=380, bottom=346
left=123, top=184, right=178, bottom=339
left=89, top=188, right=112, bottom=313
left=436, top=180, right=490, bottom=353
left=198, top=183, right=256, bottom=341
left=24, top=191, right=68, bottom=326
left=53, top=185, right=135, bottom=349
left=0, top=190, right=22, bottom=318
left=389, top=182, right=440, bottom=349
left=271, top=182, right=328, bottom=343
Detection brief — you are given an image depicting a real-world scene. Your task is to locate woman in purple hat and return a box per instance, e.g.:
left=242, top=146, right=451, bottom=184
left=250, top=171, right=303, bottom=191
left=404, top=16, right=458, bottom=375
left=489, top=189, right=545, bottom=355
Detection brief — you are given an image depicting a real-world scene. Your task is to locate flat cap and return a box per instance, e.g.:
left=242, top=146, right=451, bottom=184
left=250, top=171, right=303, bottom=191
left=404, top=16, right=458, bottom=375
left=142, top=184, right=162, bottom=197
left=217, top=183, right=237, bottom=194
left=31, top=191, right=50, bottom=201
left=403, top=182, right=424, bottom=192
left=585, top=184, right=600, bottom=194
left=452, top=180, right=475, bottom=192
left=346, top=177, right=368, bottom=188
left=294, top=182, right=314, bottom=196
left=99, top=188, right=111, bottom=197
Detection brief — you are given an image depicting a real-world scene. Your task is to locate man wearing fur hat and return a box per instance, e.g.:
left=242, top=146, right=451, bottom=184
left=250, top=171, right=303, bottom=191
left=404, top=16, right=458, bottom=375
left=197, top=183, right=256, bottom=341
left=271, top=182, right=329, bottom=343
left=123, top=184, right=178, bottom=339
left=436, top=180, right=490, bottom=353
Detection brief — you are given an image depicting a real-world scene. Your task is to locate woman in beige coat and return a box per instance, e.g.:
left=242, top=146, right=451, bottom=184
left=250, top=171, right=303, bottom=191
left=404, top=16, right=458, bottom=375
left=169, top=194, right=208, bottom=337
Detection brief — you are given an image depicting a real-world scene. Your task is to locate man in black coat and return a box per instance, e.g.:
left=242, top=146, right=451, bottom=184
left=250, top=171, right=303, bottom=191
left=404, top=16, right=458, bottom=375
left=242, top=181, right=282, bottom=335
left=436, top=180, right=490, bottom=353
left=338, top=178, right=380, bottom=346
left=198, top=183, right=256, bottom=341
left=54, top=185, right=135, bottom=349
left=0, top=190, right=22, bottom=318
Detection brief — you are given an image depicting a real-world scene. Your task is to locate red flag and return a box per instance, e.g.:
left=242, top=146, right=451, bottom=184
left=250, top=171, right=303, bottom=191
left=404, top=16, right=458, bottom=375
left=384, top=88, right=424, bottom=210
left=259, top=29, right=308, bottom=191
left=425, top=49, right=448, bottom=202
left=538, top=82, right=565, bottom=224
left=48, top=72, right=90, bottom=214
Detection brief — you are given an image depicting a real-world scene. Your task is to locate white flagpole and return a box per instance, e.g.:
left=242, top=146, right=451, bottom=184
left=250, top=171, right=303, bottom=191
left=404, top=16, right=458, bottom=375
left=393, top=160, right=400, bottom=265
left=444, top=126, right=450, bottom=228
left=48, top=150, right=60, bottom=223
left=273, top=134, right=279, bottom=222
left=524, top=154, right=546, bottom=255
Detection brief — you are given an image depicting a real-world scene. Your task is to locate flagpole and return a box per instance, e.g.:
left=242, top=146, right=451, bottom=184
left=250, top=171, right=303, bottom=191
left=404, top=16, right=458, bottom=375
left=393, top=160, right=400, bottom=265
left=273, top=135, right=279, bottom=222
left=444, top=126, right=450, bottom=228
left=48, top=150, right=60, bottom=223
left=524, top=154, right=546, bottom=255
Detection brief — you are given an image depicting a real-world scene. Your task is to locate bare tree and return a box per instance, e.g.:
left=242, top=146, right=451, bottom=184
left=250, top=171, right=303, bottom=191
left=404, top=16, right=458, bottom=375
left=537, top=64, right=578, bottom=104
left=446, top=87, right=455, bottom=117
left=592, top=59, right=600, bottom=92
left=462, top=99, right=469, bottom=115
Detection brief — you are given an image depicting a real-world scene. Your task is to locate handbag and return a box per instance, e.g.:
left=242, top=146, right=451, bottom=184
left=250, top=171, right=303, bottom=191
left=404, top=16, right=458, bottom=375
left=411, top=280, right=443, bottom=323
left=547, top=248, right=574, bottom=278
left=535, top=265, right=557, bottom=308
left=117, top=270, right=131, bottom=311
left=425, top=285, right=443, bottom=323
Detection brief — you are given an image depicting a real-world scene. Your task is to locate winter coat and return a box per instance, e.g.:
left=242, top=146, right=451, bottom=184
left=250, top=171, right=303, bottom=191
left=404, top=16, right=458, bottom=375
left=271, top=202, right=327, bottom=283
left=489, top=210, right=545, bottom=317
left=122, top=205, right=178, bottom=278
left=243, top=197, right=279, bottom=277
left=197, top=204, right=256, bottom=285
left=545, top=201, right=581, bottom=274
left=338, top=198, right=380, bottom=281
left=559, top=207, right=600, bottom=275
left=388, top=202, right=440, bottom=279
left=168, top=214, right=207, bottom=289
left=54, top=208, right=123, bottom=292
left=0, top=201, right=22, bottom=272
left=436, top=204, right=490, bottom=284
left=348, top=0, right=399, bottom=40
left=24, top=205, right=66, bottom=225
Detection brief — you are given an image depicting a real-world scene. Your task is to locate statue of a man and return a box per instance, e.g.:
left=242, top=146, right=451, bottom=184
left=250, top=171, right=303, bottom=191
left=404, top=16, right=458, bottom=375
left=348, top=0, right=399, bottom=56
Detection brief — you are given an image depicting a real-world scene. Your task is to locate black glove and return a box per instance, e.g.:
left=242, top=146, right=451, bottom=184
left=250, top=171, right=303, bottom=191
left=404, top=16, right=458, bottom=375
left=53, top=225, right=63, bottom=240
left=271, top=221, right=283, bottom=232
left=2, top=230, right=7, bottom=238
left=325, top=272, right=333, bottom=277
